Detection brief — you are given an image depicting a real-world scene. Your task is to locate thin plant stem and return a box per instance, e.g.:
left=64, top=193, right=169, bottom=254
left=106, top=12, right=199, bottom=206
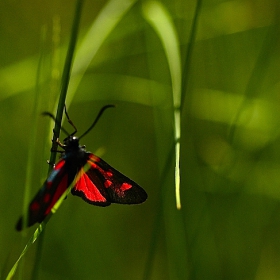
left=31, top=1, right=84, bottom=279
left=49, top=0, right=84, bottom=167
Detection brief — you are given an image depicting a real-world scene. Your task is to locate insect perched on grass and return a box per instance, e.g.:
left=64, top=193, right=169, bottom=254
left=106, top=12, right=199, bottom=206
left=16, top=105, right=147, bottom=231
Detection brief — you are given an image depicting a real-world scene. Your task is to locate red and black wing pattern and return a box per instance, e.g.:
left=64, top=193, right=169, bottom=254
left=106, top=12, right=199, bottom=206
left=71, top=153, right=147, bottom=206
left=16, top=150, right=147, bottom=230
left=16, top=159, right=73, bottom=231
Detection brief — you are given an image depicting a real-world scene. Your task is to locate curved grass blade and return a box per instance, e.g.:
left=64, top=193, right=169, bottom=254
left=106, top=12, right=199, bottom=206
left=142, top=1, right=182, bottom=209
left=66, top=0, right=137, bottom=105
left=142, top=2, right=191, bottom=279
left=6, top=223, right=45, bottom=280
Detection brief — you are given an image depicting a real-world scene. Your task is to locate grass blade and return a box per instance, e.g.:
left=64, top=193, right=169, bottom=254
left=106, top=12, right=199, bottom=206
left=142, top=2, right=190, bottom=279
left=142, top=0, right=182, bottom=208
left=66, top=0, right=137, bottom=104
left=8, top=1, right=84, bottom=278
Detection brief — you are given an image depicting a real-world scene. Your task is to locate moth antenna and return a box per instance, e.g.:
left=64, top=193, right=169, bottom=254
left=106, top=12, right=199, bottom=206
left=42, top=112, right=70, bottom=136
left=79, top=105, right=115, bottom=139
left=64, top=105, right=78, bottom=136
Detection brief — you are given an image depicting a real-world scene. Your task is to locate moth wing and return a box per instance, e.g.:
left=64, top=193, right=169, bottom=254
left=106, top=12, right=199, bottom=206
left=16, top=159, right=71, bottom=230
left=71, top=154, right=147, bottom=206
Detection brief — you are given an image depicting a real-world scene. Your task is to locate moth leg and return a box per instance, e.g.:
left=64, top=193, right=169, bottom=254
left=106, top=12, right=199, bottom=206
left=46, top=160, right=55, bottom=168
left=50, top=148, right=64, bottom=153
left=55, top=138, right=66, bottom=149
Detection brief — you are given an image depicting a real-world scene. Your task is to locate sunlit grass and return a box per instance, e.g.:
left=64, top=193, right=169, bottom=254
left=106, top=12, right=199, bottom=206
left=8, top=1, right=84, bottom=279
left=2, top=0, right=280, bottom=279
left=143, top=0, right=182, bottom=209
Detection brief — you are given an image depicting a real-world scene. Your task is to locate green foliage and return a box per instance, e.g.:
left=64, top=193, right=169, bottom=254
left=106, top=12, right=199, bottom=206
left=1, top=0, right=280, bottom=279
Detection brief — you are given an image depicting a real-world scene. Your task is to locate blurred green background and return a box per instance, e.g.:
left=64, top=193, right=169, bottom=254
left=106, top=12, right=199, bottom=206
left=1, top=0, right=280, bottom=279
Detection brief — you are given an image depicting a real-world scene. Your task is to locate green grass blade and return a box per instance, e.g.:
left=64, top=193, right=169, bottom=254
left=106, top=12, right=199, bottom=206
left=142, top=0, right=182, bottom=208
left=20, top=25, right=47, bottom=234
left=31, top=2, right=84, bottom=279
left=66, top=0, right=137, bottom=104
left=142, top=2, right=191, bottom=279
left=5, top=223, right=45, bottom=280
left=227, top=24, right=279, bottom=143
left=16, top=25, right=47, bottom=280
left=49, top=0, right=84, bottom=167
left=7, top=1, right=85, bottom=279
left=181, top=0, right=202, bottom=108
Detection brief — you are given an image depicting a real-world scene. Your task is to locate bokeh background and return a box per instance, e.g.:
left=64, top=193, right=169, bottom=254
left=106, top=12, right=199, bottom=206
left=1, top=0, right=280, bottom=279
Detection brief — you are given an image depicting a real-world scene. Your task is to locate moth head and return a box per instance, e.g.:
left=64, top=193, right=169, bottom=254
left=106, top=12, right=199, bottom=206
left=64, top=136, right=80, bottom=149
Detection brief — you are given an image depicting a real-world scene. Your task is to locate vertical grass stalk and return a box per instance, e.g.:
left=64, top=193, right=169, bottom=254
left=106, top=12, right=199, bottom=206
left=142, top=0, right=182, bottom=209
left=6, top=1, right=84, bottom=279
left=143, top=2, right=190, bottom=279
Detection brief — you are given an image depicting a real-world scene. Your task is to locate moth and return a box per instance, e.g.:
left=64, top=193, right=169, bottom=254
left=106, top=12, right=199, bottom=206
left=16, top=105, right=147, bottom=230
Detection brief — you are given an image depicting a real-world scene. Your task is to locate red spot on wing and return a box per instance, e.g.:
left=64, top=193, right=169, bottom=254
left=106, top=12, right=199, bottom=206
left=88, top=155, right=113, bottom=179
left=54, top=160, right=65, bottom=170
left=75, top=170, right=107, bottom=203
left=104, top=180, right=112, bottom=188
left=120, top=183, right=132, bottom=191
left=85, top=153, right=147, bottom=205
left=31, top=201, right=40, bottom=211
